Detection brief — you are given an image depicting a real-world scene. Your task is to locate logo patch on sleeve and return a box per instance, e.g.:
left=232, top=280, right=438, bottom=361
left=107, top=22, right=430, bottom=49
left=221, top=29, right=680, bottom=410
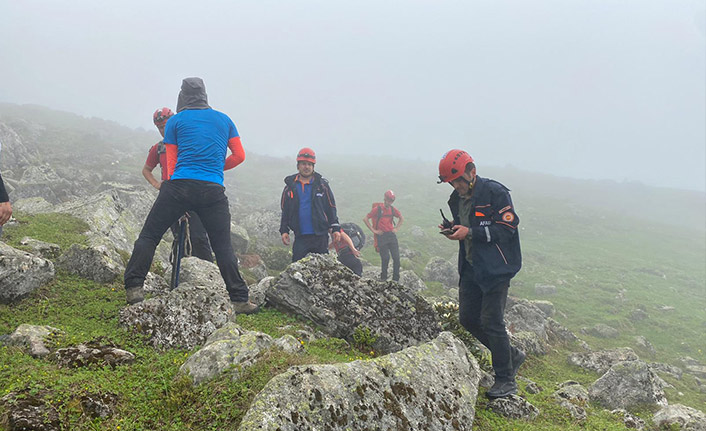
left=502, top=212, right=515, bottom=223
left=499, top=205, right=512, bottom=214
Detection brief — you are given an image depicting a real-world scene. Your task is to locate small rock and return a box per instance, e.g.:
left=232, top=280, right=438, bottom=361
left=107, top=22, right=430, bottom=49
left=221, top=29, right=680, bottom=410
left=652, top=404, right=706, bottom=431
left=486, top=395, right=539, bottom=420
left=534, top=283, right=557, bottom=295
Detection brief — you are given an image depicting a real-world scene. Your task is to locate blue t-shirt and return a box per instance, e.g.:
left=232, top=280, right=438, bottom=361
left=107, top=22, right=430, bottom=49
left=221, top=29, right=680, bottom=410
left=296, top=181, right=315, bottom=235
left=163, top=108, right=239, bottom=186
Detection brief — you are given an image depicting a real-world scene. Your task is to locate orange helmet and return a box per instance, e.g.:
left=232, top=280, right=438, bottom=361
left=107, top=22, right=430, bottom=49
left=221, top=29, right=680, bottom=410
left=296, top=147, right=316, bottom=163
left=384, top=190, right=395, bottom=201
left=438, top=149, right=474, bottom=183
left=153, top=107, right=174, bottom=128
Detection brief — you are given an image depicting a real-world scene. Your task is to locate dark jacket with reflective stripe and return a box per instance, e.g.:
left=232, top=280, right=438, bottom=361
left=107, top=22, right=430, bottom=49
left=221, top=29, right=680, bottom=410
left=447, top=176, right=522, bottom=291
left=280, top=172, right=341, bottom=236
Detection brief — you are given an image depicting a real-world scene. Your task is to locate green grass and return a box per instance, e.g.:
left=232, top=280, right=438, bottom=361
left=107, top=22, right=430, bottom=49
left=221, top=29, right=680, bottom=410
left=2, top=212, right=89, bottom=252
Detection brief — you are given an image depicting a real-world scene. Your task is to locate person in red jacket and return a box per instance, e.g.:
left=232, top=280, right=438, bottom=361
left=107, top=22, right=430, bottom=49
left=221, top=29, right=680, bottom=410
left=142, top=107, right=214, bottom=263
left=364, top=190, right=404, bottom=281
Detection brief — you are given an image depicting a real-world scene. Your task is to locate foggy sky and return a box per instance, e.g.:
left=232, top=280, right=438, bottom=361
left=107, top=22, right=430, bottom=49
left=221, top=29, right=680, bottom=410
left=1, top=0, right=704, bottom=191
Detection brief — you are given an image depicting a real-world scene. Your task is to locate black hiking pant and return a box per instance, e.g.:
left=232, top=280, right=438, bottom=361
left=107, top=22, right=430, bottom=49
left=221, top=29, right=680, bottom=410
left=378, top=231, right=400, bottom=281
left=458, top=264, right=520, bottom=383
left=124, top=179, right=249, bottom=302
left=170, top=210, right=214, bottom=263
left=337, top=247, right=362, bottom=276
left=291, top=234, right=328, bottom=262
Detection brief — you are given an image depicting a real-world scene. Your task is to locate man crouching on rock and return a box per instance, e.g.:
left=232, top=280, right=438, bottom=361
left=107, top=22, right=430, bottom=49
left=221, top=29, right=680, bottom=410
left=438, top=149, right=524, bottom=398
left=123, top=77, right=258, bottom=315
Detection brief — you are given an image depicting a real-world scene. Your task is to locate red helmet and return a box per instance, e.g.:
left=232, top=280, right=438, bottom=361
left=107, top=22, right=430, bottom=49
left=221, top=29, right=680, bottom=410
left=296, top=147, right=316, bottom=163
left=384, top=190, right=395, bottom=201
left=153, top=107, right=174, bottom=128
left=438, top=149, right=474, bottom=183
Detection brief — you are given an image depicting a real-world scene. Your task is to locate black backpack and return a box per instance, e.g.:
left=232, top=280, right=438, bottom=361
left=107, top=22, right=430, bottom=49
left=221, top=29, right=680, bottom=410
left=341, top=222, right=366, bottom=251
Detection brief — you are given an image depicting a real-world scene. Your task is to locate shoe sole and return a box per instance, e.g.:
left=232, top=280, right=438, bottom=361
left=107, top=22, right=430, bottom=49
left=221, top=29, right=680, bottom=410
left=486, top=388, right=518, bottom=399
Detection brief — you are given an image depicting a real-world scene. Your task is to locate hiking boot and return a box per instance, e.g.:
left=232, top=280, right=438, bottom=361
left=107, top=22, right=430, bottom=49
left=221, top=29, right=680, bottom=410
left=125, top=286, right=144, bottom=305
left=230, top=301, right=259, bottom=315
left=512, top=349, right=526, bottom=378
left=486, top=380, right=518, bottom=399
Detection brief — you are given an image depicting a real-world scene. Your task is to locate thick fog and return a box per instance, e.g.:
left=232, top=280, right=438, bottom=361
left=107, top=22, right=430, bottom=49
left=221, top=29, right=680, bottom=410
left=1, top=0, right=704, bottom=191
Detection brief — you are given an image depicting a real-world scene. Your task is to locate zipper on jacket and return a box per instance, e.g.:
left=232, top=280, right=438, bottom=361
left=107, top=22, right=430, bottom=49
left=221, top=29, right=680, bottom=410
left=495, top=244, right=508, bottom=265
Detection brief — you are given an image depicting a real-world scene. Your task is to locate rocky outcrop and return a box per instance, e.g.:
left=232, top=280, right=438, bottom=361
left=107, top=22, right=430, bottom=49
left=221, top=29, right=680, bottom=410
left=56, top=244, right=123, bottom=283
left=240, top=210, right=283, bottom=248
left=553, top=381, right=588, bottom=421
left=53, top=338, right=135, bottom=368
left=0, top=242, right=55, bottom=304
left=568, top=348, right=639, bottom=374
left=588, top=360, right=667, bottom=410
left=5, top=324, right=63, bottom=358
left=504, top=298, right=577, bottom=355
left=486, top=395, right=540, bottom=420
left=168, top=257, right=226, bottom=291
left=119, top=284, right=231, bottom=349
left=267, top=254, right=441, bottom=355
left=19, top=237, right=61, bottom=260
left=652, top=404, right=706, bottom=431
left=180, top=323, right=274, bottom=385
left=423, top=257, right=458, bottom=288
left=1, top=389, right=60, bottom=431
left=611, top=409, right=646, bottom=430
left=248, top=276, right=274, bottom=307
left=581, top=323, right=619, bottom=339
left=238, top=332, right=481, bottom=431
left=230, top=222, right=250, bottom=254
left=398, top=270, right=426, bottom=293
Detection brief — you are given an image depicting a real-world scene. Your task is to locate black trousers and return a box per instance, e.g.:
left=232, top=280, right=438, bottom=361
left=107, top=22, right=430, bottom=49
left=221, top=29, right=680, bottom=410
left=458, top=263, right=520, bottom=382
left=378, top=232, right=400, bottom=281
left=337, top=247, right=363, bottom=276
left=170, top=210, right=214, bottom=263
left=124, top=179, right=249, bottom=302
left=291, top=234, right=328, bottom=262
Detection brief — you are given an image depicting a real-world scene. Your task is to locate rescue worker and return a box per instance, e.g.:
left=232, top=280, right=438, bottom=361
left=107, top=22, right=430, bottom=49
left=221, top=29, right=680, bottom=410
left=280, top=148, right=341, bottom=262
left=329, top=229, right=363, bottom=276
left=363, top=190, right=404, bottom=281
left=438, top=149, right=525, bottom=398
left=142, top=107, right=214, bottom=263
left=124, top=77, right=257, bottom=314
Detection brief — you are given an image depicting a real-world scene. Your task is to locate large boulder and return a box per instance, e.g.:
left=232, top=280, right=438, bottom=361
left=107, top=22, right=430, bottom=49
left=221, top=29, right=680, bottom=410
left=56, top=244, right=123, bottom=283
left=0, top=242, right=55, bottom=304
left=238, top=332, right=481, bottom=431
left=118, top=284, right=231, bottom=349
left=230, top=222, right=250, bottom=254
left=240, top=210, right=283, bottom=249
left=568, top=348, right=639, bottom=374
left=167, top=257, right=226, bottom=291
left=397, top=270, right=426, bottom=294
left=6, top=324, right=63, bottom=358
left=588, top=360, right=667, bottom=410
left=652, top=404, right=706, bottom=431
left=180, top=323, right=274, bottom=385
left=423, top=257, right=458, bottom=288
left=53, top=339, right=135, bottom=368
left=19, top=237, right=61, bottom=260
left=267, top=254, right=441, bottom=355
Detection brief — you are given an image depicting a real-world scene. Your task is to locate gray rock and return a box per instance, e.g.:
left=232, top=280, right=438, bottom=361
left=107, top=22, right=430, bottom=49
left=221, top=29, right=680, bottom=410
left=80, top=392, right=117, bottom=419
left=686, top=364, right=706, bottom=379
left=13, top=196, right=54, bottom=214
left=629, top=309, right=649, bottom=321
left=409, top=225, right=425, bottom=238
left=230, top=222, right=250, bottom=254
left=534, top=283, right=557, bottom=295
left=0, top=242, right=55, bottom=304
left=423, top=256, right=458, bottom=287
left=397, top=270, right=426, bottom=293
left=479, top=370, right=495, bottom=389
left=635, top=335, right=656, bottom=356
left=568, top=348, right=639, bottom=374
left=274, top=334, right=304, bottom=354
left=361, top=265, right=381, bottom=280
left=167, top=256, right=226, bottom=291
left=143, top=272, right=169, bottom=295
left=249, top=276, right=274, bottom=307
left=557, top=399, right=587, bottom=421
left=53, top=339, right=135, bottom=368
left=510, top=331, right=546, bottom=356
left=529, top=300, right=555, bottom=317
left=240, top=210, right=283, bottom=248
left=119, top=284, right=231, bottom=349
left=518, top=377, right=542, bottom=394
left=180, top=323, right=274, bottom=385
left=486, top=395, right=540, bottom=420
left=653, top=404, right=706, bottom=431
left=267, top=254, right=441, bottom=355
left=238, top=332, right=481, bottom=431
left=553, top=381, right=589, bottom=404
left=611, top=409, right=646, bottom=430
left=19, top=237, right=61, bottom=259
left=588, top=360, right=667, bottom=410
left=238, top=254, right=269, bottom=282
left=583, top=323, right=619, bottom=338
left=399, top=246, right=421, bottom=260
left=7, top=324, right=63, bottom=358
left=1, top=390, right=61, bottom=431
left=506, top=302, right=550, bottom=340
left=56, top=244, right=123, bottom=283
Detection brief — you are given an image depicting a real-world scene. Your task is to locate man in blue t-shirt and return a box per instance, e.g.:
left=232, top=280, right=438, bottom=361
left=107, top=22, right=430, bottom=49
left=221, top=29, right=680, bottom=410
left=124, top=77, right=258, bottom=315
left=280, top=148, right=341, bottom=262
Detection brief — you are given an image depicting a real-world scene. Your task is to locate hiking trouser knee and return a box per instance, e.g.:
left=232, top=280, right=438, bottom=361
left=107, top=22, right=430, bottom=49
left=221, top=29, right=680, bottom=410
left=192, top=187, right=249, bottom=302
left=338, top=248, right=363, bottom=276
left=124, top=182, right=186, bottom=289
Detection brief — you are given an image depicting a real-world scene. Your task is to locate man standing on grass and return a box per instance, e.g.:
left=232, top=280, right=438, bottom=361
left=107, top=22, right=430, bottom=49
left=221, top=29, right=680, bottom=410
left=123, top=77, right=257, bottom=314
left=438, top=149, right=524, bottom=398
left=363, top=190, right=403, bottom=281
left=279, top=147, right=341, bottom=262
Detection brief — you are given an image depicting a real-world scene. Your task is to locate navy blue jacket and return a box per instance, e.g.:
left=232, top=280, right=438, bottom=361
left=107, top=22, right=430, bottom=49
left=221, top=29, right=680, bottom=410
left=280, top=172, right=341, bottom=236
left=448, top=176, right=522, bottom=291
